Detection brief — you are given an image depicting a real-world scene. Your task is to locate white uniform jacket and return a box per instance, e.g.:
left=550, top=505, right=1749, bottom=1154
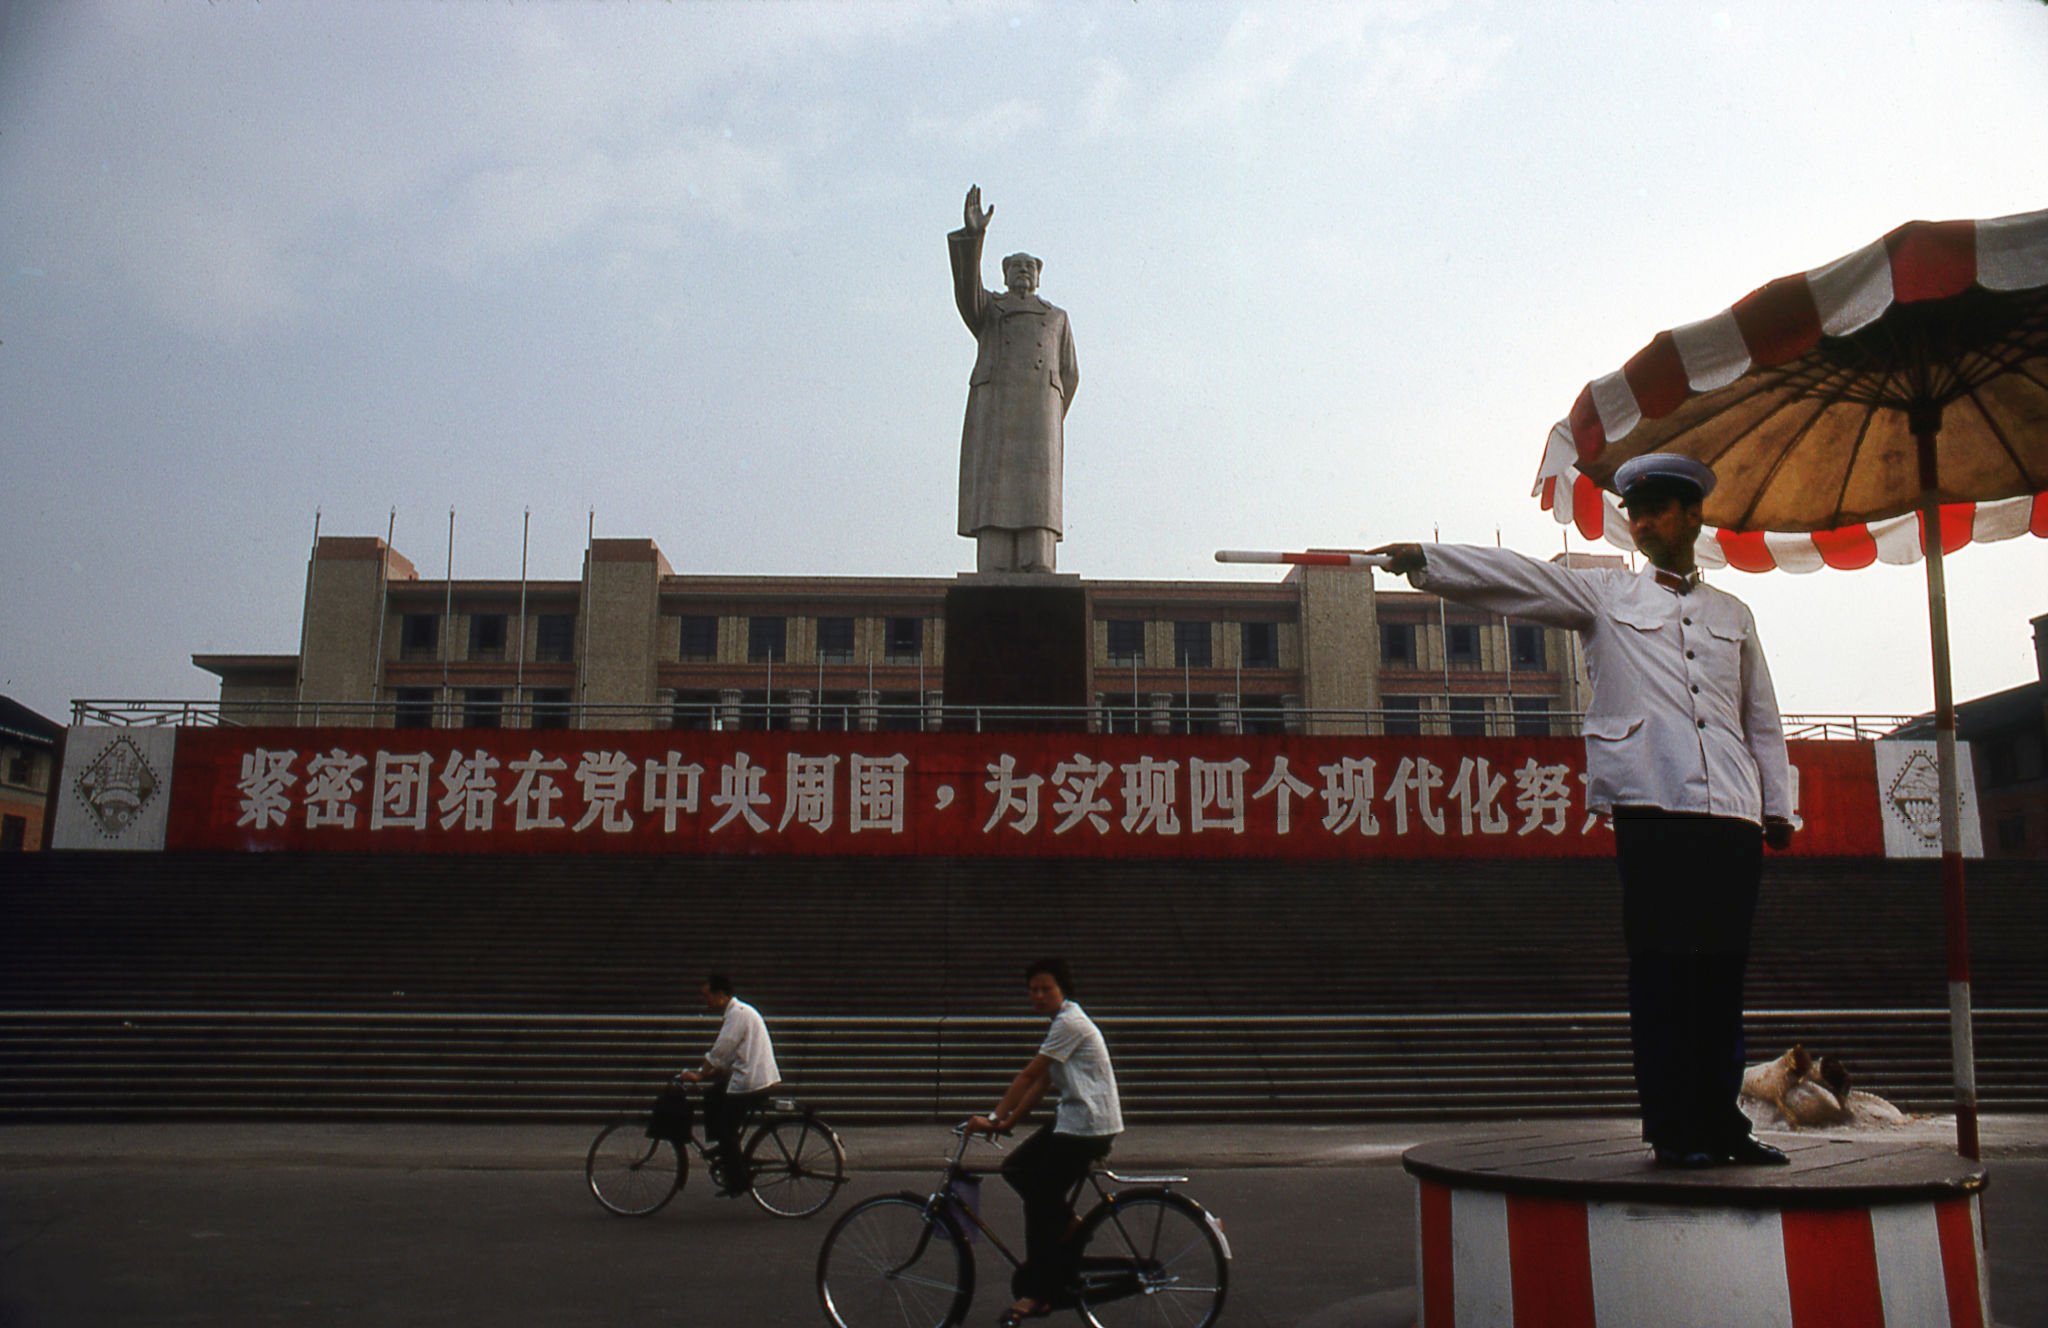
left=1411, top=545, right=1792, bottom=825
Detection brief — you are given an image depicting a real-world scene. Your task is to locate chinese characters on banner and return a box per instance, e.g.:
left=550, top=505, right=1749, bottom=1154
left=169, top=729, right=1883, bottom=858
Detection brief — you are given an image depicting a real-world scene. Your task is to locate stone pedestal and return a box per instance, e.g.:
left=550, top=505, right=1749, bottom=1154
left=942, top=575, right=1090, bottom=730
left=1403, top=1123, right=1990, bottom=1327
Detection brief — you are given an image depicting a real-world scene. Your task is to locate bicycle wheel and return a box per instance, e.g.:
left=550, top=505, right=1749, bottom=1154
left=585, top=1117, right=687, bottom=1217
left=817, top=1194, right=975, bottom=1328
left=1073, top=1191, right=1228, bottom=1328
left=745, top=1113, right=847, bottom=1218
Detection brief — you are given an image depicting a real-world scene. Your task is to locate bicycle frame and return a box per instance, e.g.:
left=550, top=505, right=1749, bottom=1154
left=897, top=1128, right=1226, bottom=1280
left=659, top=1082, right=810, bottom=1159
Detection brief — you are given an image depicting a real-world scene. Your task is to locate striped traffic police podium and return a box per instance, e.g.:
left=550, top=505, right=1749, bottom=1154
left=1404, top=1122, right=1990, bottom=1327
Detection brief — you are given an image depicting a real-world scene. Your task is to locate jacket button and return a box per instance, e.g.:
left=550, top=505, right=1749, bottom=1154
left=1683, top=617, right=1693, bottom=626
left=1691, top=685, right=1700, bottom=694
left=1697, top=719, right=1707, bottom=729
left=1686, top=650, right=1696, bottom=659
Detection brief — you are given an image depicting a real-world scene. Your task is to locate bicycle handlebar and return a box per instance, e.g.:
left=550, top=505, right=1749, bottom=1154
left=948, top=1120, right=1006, bottom=1164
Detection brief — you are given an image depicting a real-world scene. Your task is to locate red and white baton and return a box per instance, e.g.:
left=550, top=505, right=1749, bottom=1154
left=1214, top=549, right=1392, bottom=569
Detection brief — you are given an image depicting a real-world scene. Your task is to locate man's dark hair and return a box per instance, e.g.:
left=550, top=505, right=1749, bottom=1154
left=1025, top=957, right=1073, bottom=996
left=705, top=972, right=733, bottom=996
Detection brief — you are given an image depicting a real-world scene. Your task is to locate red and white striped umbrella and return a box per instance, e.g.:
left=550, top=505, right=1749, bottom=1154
left=1534, top=207, right=2048, bottom=570
left=1532, top=205, right=2048, bottom=1162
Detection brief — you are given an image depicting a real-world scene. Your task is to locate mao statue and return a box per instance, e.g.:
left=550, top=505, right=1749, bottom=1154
left=949, top=185, right=1079, bottom=574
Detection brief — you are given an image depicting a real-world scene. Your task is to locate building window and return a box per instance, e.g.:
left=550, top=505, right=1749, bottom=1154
left=817, top=616, right=855, bottom=664
left=732, top=689, right=779, bottom=731
left=1241, top=622, right=1279, bottom=670
left=749, top=617, right=786, bottom=663
left=1996, top=816, right=2027, bottom=855
left=1513, top=696, right=1552, bottom=737
left=1448, top=696, right=1487, bottom=736
left=1383, top=696, right=1424, bottom=736
left=531, top=687, right=573, bottom=730
left=3, top=752, right=29, bottom=786
left=1100, top=693, right=1142, bottom=735
left=468, top=614, right=507, bottom=661
left=1447, top=623, right=1480, bottom=667
left=1239, top=693, right=1286, bottom=735
left=2018, top=731, right=2047, bottom=782
left=1381, top=623, right=1415, bottom=667
left=678, top=615, right=718, bottom=661
left=0, top=815, right=24, bottom=851
left=669, top=689, right=720, bottom=732
left=1107, top=620, right=1145, bottom=665
left=400, top=613, right=439, bottom=661
left=536, top=613, right=576, bottom=663
left=393, top=687, right=436, bottom=729
left=1176, top=694, right=1220, bottom=735
left=463, top=689, right=503, bottom=729
left=1510, top=624, right=1545, bottom=670
left=814, top=690, right=860, bottom=733
left=884, top=617, right=923, bottom=663
left=1173, top=622, right=1212, bottom=669
left=878, top=691, right=922, bottom=732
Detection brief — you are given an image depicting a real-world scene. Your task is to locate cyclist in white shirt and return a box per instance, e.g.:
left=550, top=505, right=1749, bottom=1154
left=678, top=973, right=782, bottom=1196
left=968, top=958, right=1123, bottom=1325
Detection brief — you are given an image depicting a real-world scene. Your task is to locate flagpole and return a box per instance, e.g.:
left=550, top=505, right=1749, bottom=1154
left=516, top=507, right=530, bottom=724
left=371, top=507, right=395, bottom=722
left=442, top=507, right=455, bottom=722
left=1499, top=527, right=1512, bottom=736
left=294, top=509, right=321, bottom=722
left=578, top=510, right=594, bottom=724
left=1435, top=523, right=1449, bottom=732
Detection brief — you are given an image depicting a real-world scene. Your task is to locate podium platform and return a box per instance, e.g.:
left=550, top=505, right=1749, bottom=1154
left=1402, top=1121, right=1990, bottom=1327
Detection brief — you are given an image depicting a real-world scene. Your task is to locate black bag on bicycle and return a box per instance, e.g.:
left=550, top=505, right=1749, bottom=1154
left=647, top=1083, right=693, bottom=1141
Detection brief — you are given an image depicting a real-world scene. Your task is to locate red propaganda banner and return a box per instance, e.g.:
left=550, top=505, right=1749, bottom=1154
left=165, top=728, right=1884, bottom=859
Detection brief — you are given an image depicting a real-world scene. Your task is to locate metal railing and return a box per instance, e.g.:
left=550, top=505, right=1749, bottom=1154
left=69, top=697, right=1915, bottom=740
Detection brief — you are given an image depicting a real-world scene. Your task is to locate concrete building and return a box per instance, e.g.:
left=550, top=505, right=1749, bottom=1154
left=1895, top=611, right=2048, bottom=859
left=194, top=534, right=1606, bottom=737
left=0, top=696, right=63, bottom=851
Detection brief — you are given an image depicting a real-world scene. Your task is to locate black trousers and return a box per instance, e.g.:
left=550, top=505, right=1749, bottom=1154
left=1613, top=807, right=1762, bottom=1153
left=703, top=1082, right=770, bottom=1181
left=1002, top=1125, right=1114, bottom=1304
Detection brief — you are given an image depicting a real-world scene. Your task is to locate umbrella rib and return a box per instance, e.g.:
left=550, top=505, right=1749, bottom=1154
left=1637, top=364, right=1803, bottom=455
left=1820, top=398, right=1882, bottom=530
left=1955, top=382, right=2046, bottom=494
left=1718, top=389, right=1837, bottom=532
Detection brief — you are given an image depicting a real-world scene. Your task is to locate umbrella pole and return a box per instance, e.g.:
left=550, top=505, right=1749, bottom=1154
left=1918, top=424, right=1979, bottom=1162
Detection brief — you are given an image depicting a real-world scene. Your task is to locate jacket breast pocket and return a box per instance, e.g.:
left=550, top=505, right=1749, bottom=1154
left=1583, top=714, right=1644, bottom=744
left=1697, top=618, right=1747, bottom=673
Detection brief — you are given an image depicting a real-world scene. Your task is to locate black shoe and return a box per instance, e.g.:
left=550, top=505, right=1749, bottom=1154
left=1652, top=1145, right=1716, bottom=1168
left=1721, top=1135, right=1790, bottom=1166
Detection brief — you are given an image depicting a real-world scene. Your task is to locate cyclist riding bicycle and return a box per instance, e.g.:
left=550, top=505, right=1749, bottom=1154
left=677, top=972, right=782, bottom=1197
left=966, top=957, right=1123, bottom=1326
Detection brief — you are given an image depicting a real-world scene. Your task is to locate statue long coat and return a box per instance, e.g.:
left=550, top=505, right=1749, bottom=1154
left=949, top=226, right=1079, bottom=538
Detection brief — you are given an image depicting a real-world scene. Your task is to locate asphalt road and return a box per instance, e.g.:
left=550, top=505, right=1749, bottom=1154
left=1, top=1122, right=2043, bottom=1326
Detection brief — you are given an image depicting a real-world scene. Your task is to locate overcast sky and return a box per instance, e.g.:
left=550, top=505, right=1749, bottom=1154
left=4, top=0, right=2046, bottom=725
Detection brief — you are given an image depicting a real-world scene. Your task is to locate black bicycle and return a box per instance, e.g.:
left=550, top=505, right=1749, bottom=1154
left=586, top=1081, right=847, bottom=1220
left=816, top=1123, right=1229, bottom=1327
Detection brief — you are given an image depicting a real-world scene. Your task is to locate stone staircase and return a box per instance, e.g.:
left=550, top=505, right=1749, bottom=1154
left=2, top=853, right=2042, bottom=1122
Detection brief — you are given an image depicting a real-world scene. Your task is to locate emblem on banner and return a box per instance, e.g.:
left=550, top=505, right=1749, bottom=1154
left=1873, top=739, right=1982, bottom=860
left=75, top=736, right=163, bottom=838
left=1884, top=749, right=1941, bottom=851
